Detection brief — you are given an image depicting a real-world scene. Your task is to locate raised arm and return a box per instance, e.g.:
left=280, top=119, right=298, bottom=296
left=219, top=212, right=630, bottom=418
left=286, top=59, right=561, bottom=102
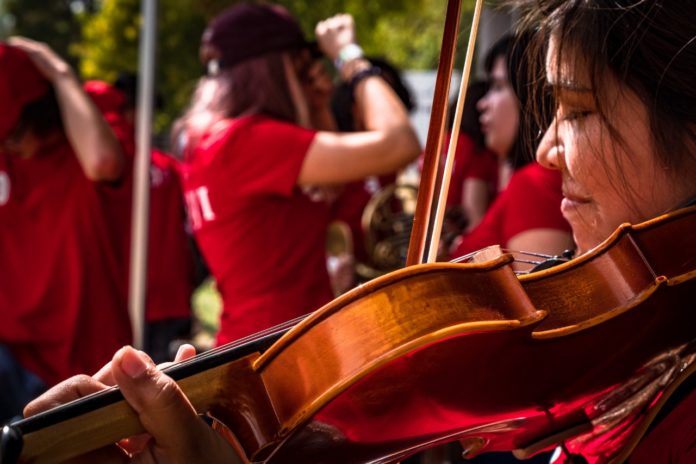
left=297, top=15, right=421, bottom=186
left=8, top=37, right=124, bottom=182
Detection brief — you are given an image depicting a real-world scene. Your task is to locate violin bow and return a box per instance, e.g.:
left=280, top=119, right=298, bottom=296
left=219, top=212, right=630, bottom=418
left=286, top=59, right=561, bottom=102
left=406, top=0, right=484, bottom=265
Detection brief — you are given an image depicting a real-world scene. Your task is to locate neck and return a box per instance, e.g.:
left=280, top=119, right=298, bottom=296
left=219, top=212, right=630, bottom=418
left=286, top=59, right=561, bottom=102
left=498, top=161, right=514, bottom=192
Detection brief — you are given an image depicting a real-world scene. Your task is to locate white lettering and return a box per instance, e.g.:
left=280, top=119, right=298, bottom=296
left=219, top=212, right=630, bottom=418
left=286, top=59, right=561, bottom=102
left=184, top=186, right=216, bottom=230
left=0, top=172, right=10, bottom=206
left=196, top=186, right=216, bottom=222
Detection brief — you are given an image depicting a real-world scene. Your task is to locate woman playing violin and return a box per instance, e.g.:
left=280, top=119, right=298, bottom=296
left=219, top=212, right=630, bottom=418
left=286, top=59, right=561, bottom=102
left=529, top=0, right=696, bottom=460
left=21, top=0, right=696, bottom=462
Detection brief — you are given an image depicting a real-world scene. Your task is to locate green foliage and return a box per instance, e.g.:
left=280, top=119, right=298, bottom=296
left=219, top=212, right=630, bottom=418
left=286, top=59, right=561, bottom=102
left=4, top=0, right=82, bottom=68
left=80, top=0, right=140, bottom=81
left=80, top=0, right=207, bottom=133
left=4, top=0, right=478, bottom=135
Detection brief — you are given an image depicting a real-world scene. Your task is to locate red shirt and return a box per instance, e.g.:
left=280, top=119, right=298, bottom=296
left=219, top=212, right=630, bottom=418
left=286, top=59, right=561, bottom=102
left=451, top=162, right=570, bottom=257
left=181, top=115, right=334, bottom=345
left=145, top=150, right=194, bottom=321
left=0, top=139, right=131, bottom=386
left=108, top=140, right=195, bottom=323
left=87, top=91, right=194, bottom=323
left=445, top=133, right=498, bottom=208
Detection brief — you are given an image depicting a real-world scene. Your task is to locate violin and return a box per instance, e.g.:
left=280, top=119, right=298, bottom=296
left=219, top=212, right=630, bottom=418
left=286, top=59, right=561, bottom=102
left=2, top=204, right=695, bottom=463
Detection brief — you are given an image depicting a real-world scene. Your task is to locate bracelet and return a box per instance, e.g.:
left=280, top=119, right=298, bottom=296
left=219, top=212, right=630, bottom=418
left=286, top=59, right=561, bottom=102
left=348, top=66, right=382, bottom=98
left=334, top=43, right=364, bottom=70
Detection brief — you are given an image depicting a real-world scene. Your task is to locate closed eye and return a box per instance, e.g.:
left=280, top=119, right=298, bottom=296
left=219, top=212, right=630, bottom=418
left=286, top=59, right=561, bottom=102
left=560, top=110, right=594, bottom=122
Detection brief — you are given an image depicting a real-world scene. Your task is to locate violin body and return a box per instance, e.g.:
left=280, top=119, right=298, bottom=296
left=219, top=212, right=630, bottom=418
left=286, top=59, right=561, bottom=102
left=9, top=207, right=696, bottom=464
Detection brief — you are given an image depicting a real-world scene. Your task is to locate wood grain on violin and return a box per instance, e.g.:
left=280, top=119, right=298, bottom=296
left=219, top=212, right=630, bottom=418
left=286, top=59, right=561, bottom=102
left=5, top=205, right=695, bottom=464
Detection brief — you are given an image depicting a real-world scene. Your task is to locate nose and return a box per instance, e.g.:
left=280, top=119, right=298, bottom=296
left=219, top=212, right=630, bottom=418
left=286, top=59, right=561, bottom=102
left=536, top=118, right=562, bottom=170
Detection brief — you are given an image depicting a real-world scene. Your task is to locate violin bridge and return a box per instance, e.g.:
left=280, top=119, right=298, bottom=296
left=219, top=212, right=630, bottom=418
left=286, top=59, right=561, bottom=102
left=468, top=245, right=505, bottom=263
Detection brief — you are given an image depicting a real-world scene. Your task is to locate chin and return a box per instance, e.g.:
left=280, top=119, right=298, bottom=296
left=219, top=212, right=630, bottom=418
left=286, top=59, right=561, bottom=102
left=574, top=227, right=615, bottom=256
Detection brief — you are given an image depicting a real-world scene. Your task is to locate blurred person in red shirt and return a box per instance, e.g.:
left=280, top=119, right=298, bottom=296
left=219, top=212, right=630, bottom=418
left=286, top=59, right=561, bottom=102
left=450, top=34, right=573, bottom=269
left=175, top=4, right=420, bottom=345
left=84, top=78, right=196, bottom=363
left=0, top=38, right=131, bottom=422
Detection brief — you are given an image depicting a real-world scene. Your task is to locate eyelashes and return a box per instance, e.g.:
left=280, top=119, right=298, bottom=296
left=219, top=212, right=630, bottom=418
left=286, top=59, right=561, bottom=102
left=561, top=110, right=593, bottom=122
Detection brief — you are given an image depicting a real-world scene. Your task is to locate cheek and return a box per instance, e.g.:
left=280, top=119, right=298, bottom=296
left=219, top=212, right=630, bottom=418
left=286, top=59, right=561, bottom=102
left=505, top=109, right=519, bottom=138
left=564, top=122, right=609, bottom=182
left=502, top=94, right=519, bottom=130
left=565, top=125, right=638, bottom=221
left=497, top=105, right=519, bottom=152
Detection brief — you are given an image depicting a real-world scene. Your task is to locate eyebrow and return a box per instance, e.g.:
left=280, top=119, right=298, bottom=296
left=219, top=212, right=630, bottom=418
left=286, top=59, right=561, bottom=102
left=547, top=79, right=593, bottom=93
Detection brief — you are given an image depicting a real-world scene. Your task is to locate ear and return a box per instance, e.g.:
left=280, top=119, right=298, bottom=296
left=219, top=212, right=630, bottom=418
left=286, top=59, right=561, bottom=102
left=199, top=44, right=221, bottom=68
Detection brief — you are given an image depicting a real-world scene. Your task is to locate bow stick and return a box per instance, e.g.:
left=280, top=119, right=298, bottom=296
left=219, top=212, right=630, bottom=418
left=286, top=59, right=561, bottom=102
left=406, top=0, right=484, bottom=265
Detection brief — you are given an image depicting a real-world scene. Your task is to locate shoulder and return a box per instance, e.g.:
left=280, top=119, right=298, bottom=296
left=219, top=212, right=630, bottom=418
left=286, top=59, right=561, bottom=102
left=151, top=149, right=178, bottom=170
left=245, top=115, right=317, bottom=148
left=200, top=115, right=315, bottom=153
left=505, top=162, right=562, bottom=199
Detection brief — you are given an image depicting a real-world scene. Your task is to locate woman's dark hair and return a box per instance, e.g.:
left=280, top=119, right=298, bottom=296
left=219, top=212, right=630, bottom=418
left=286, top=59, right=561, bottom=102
left=517, top=0, right=696, bottom=177
left=448, top=80, right=488, bottom=153
left=331, top=56, right=415, bottom=132
left=483, top=31, right=547, bottom=170
left=114, top=71, right=164, bottom=111
left=8, top=88, right=63, bottom=142
left=173, top=50, right=297, bottom=156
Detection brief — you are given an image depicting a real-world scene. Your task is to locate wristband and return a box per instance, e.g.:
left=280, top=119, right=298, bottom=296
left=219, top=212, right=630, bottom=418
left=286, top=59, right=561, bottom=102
left=334, top=43, right=364, bottom=70
left=349, top=66, right=382, bottom=99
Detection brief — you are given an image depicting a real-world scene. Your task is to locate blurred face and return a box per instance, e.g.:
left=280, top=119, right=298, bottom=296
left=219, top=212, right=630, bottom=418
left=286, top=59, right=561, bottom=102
left=1, top=127, right=39, bottom=158
left=285, top=49, right=333, bottom=129
left=477, top=56, right=519, bottom=159
left=536, top=35, right=694, bottom=255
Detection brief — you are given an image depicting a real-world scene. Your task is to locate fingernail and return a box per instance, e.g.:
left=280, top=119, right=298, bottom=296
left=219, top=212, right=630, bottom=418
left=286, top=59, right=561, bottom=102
left=119, top=346, right=149, bottom=379
left=175, top=344, right=186, bottom=360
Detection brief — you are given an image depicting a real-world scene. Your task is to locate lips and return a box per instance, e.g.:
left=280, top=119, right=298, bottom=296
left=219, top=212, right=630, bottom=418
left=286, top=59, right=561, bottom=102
left=562, top=188, right=591, bottom=204
left=561, top=186, right=592, bottom=214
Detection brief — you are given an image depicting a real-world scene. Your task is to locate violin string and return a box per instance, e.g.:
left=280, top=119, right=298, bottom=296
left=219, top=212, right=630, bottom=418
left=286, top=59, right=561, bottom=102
left=512, top=258, right=549, bottom=265
left=449, top=249, right=560, bottom=265
left=448, top=249, right=484, bottom=263
left=499, top=248, right=558, bottom=259
left=181, top=249, right=568, bottom=366
left=171, top=313, right=311, bottom=368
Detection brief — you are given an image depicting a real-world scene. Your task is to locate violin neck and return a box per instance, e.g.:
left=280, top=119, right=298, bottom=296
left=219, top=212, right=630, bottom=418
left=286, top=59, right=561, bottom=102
left=11, top=360, right=232, bottom=463
left=7, top=329, right=287, bottom=464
